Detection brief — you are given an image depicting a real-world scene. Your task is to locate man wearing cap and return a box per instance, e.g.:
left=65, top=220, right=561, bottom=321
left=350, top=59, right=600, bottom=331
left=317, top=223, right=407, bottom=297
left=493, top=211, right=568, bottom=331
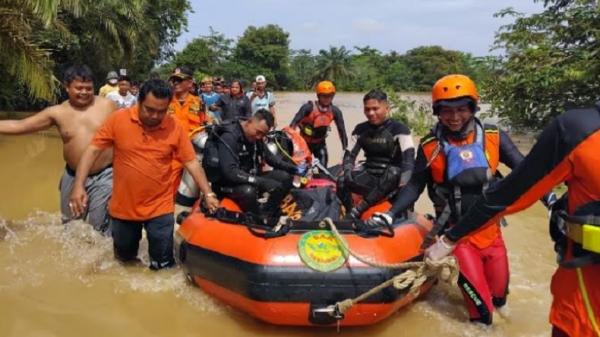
left=99, top=71, right=120, bottom=97
left=247, top=75, right=276, bottom=117
left=168, top=66, right=211, bottom=193
left=168, top=66, right=210, bottom=134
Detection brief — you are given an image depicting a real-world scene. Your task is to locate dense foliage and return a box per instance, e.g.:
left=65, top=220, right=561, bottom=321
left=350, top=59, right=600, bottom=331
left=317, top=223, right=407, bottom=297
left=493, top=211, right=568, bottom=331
left=4, top=0, right=597, bottom=131
left=0, top=0, right=190, bottom=109
left=484, top=0, right=600, bottom=130
left=164, top=26, right=492, bottom=92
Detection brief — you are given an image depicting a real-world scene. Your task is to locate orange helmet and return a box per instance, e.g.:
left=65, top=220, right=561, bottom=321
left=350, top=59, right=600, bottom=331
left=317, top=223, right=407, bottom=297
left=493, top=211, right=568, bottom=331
left=316, top=81, right=336, bottom=95
left=432, top=74, right=479, bottom=114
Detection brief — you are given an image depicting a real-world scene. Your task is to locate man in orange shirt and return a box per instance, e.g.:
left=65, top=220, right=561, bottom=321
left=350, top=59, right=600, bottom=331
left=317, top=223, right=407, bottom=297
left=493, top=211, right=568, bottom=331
left=70, top=79, right=219, bottom=270
left=168, top=66, right=209, bottom=134
left=168, top=66, right=211, bottom=193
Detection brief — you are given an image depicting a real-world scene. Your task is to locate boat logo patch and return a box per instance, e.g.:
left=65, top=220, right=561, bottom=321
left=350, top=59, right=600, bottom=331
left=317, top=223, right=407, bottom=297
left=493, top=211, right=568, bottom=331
left=298, top=230, right=347, bottom=272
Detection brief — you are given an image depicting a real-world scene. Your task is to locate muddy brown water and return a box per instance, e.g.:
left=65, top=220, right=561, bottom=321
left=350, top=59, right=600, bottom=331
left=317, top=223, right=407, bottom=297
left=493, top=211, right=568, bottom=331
left=0, top=92, right=555, bottom=336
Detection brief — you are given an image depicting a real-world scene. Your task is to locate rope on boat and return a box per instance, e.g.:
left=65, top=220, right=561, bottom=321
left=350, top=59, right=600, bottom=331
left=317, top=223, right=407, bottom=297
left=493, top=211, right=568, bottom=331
left=319, top=217, right=459, bottom=318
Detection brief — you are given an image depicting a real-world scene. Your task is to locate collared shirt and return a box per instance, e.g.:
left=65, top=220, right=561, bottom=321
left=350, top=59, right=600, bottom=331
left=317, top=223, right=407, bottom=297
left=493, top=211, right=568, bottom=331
left=168, top=94, right=210, bottom=136
left=92, top=106, right=196, bottom=220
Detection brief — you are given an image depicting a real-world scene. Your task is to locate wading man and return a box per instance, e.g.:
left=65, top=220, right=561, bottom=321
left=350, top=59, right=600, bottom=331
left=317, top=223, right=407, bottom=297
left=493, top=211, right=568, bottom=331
left=70, top=79, right=219, bottom=270
left=0, top=64, right=116, bottom=233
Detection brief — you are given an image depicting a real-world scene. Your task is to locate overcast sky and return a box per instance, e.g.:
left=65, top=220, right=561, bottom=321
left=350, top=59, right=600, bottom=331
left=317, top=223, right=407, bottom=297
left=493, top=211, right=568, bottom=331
left=176, top=0, right=545, bottom=56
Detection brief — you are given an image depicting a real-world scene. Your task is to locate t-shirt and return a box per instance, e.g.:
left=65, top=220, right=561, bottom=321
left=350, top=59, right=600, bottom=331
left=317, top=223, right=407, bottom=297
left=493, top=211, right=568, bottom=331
left=99, top=84, right=119, bottom=97
left=246, top=91, right=275, bottom=114
left=92, top=106, right=196, bottom=220
left=201, top=92, right=220, bottom=107
left=106, top=91, right=137, bottom=109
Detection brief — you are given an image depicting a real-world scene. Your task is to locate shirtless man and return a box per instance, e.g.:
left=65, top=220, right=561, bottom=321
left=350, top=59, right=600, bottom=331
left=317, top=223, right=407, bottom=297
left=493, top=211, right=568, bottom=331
left=0, top=65, right=116, bottom=233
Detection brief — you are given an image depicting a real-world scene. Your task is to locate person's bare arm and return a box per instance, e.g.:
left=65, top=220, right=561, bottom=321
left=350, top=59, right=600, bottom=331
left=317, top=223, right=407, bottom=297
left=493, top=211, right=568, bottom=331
left=69, top=145, right=103, bottom=217
left=0, top=108, right=55, bottom=134
left=183, top=159, right=219, bottom=212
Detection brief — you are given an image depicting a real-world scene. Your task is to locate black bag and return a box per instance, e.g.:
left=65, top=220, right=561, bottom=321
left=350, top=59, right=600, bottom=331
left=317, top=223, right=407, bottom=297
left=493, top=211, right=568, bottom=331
left=287, top=187, right=342, bottom=221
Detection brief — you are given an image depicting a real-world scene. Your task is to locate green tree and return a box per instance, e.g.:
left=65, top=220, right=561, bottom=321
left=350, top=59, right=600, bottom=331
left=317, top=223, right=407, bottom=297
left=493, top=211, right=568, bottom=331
left=485, top=2, right=600, bottom=130
left=232, top=24, right=290, bottom=88
left=344, top=46, right=387, bottom=91
left=173, top=38, right=216, bottom=73
left=402, top=46, right=472, bottom=91
left=0, top=0, right=77, bottom=101
left=0, top=0, right=190, bottom=107
left=289, top=49, right=317, bottom=91
left=313, top=46, right=353, bottom=85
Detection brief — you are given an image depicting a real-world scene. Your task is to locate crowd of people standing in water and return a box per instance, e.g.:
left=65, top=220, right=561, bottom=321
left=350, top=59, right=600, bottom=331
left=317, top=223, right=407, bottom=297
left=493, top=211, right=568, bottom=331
left=0, top=63, right=598, bottom=337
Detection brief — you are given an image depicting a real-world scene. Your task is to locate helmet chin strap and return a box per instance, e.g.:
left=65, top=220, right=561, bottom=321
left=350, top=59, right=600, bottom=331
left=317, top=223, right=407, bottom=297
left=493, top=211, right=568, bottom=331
left=442, top=115, right=475, bottom=140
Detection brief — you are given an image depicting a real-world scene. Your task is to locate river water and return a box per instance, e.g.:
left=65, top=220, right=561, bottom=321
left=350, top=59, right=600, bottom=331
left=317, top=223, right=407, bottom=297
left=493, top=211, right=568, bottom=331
left=0, top=92, right=555, bottom=336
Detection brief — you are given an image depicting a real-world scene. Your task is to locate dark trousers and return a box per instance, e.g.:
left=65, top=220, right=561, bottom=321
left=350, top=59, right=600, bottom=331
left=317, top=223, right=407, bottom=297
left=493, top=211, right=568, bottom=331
left=217, top=170, right=293, bottom=215
left=337, top=166, right=401, bottom=214
left=110, top=213, right=175, bottom=270
left=308, top=142, right=328, bottom=168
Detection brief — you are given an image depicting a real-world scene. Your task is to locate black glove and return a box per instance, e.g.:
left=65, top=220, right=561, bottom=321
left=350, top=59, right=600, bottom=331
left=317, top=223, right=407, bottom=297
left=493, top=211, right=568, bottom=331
left=366, top=212, right=393, bottom=229
left=255, top=176, right=282, bottom=192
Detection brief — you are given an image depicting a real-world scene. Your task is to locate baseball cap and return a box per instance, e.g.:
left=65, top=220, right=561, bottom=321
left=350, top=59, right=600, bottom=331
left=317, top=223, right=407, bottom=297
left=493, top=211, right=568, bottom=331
left=169, top=66, right=193, bottom=80
left=255, top=75, right=266, bottom=83
left=106, top=71, right=118, bottom=84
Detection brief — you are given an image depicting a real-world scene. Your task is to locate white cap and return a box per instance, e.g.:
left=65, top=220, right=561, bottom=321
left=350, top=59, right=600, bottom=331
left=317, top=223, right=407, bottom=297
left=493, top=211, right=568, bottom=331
left=255, top=75, right=266, bottom=83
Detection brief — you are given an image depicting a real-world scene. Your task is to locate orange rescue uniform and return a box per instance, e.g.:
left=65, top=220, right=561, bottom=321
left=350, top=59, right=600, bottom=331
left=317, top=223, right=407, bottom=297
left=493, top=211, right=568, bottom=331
left=446, top=105, right=600, bottom=337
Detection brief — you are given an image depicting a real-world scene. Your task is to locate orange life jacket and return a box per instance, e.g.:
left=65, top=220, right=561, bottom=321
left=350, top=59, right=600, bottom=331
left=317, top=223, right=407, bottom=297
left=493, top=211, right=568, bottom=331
left=298, top=101, right=334, bottom=143
left=421, top=121, right=501, bottom=249
left=282, top=126, right=312, bottom=165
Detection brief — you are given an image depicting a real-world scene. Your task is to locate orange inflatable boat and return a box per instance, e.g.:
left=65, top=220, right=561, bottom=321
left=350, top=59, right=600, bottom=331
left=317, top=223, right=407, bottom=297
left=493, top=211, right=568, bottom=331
left=176, top=198, right=434, bottom=326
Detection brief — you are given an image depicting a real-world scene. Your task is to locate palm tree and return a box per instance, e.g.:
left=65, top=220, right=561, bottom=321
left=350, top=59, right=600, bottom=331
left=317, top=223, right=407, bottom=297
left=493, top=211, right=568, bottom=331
left=0, top=0, right=151, bottom=102
left=0, top=0, right=75, bottom=100
left=312, top=46, right=353, bottom=84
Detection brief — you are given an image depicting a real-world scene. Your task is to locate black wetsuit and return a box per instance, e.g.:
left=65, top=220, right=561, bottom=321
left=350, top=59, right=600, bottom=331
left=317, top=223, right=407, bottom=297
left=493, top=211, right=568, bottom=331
left=203, top=121, right=293, bottom=215
left=337, top=118, right=415, bottom=216
left=213, top=93, right=252, bottom=122
left=290, top=102, right=348, bottom=167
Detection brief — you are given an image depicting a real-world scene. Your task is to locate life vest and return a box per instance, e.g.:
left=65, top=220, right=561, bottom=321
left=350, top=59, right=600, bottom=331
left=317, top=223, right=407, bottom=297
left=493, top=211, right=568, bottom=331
left=298, top=101, right=335, bottom=143
left=550, top=197, right=600, bottom=268
left=169, top=95, right=210, bottom=137
left=421, top=120, right=501, bottom=249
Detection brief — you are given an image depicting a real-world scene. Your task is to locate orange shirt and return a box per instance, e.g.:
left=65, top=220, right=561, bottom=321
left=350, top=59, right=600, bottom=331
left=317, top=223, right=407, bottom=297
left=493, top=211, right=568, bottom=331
left=92, top=106, right=196, bottom=220
left=168, top=94, right=209, bottom=136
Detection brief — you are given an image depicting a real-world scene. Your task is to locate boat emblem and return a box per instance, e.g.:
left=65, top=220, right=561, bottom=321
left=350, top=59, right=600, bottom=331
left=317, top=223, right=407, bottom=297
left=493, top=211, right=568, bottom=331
left=298, top=230, right=348, bottom=272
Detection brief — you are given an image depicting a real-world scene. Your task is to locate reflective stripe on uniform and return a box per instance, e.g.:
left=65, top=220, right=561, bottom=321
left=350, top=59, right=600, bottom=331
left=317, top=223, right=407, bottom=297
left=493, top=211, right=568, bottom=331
left=576, top=267, right=600, bottom=337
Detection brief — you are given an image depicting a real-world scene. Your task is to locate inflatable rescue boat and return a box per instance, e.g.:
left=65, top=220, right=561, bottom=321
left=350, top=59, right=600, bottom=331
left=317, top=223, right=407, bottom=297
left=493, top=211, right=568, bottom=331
left=176, top=196, right=434, bottom=327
